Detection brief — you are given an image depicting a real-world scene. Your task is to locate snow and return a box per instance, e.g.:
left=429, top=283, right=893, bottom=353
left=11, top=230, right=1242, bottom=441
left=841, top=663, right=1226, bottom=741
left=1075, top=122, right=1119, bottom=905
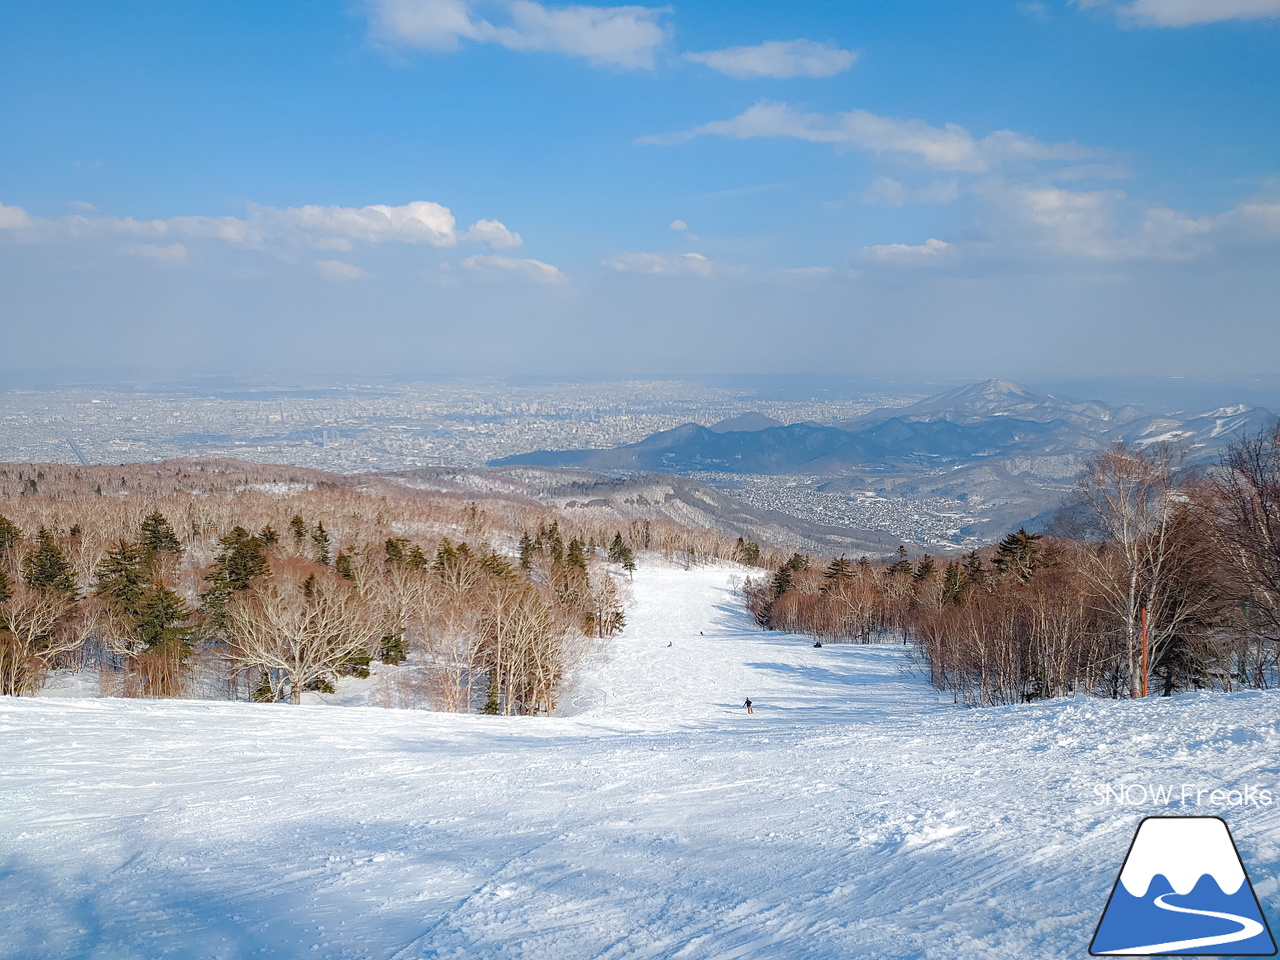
left=3, top=562, right=1280, bottom=959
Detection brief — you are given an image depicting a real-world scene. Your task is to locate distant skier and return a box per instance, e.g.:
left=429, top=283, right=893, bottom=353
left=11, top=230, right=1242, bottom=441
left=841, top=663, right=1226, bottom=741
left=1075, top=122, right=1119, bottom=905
left=744, top=698, right=753, bottom=714
left=813, top=641, right=823, bottom=648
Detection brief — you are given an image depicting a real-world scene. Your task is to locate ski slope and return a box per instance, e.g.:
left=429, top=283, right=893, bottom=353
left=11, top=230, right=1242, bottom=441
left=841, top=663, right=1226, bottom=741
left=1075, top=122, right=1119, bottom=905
left=3, top=562, right=1279, bottom=959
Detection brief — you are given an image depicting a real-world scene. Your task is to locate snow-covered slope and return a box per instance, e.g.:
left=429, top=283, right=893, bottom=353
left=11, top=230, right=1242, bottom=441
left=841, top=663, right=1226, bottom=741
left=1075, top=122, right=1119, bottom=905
left=3, top=564, right=1279, bottom=959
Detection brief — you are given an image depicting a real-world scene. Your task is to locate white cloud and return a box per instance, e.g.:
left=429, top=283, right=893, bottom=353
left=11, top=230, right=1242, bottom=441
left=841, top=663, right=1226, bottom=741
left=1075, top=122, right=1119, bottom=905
left=0, top=203, right=33, bottom=229
left=316, top=259, right=369, bottom=281
left=315, top=237, right=355, bottom=251
left=685, top=39, right=857, bottom=79
left=639, top=101, right=1097, bottom=172
left=67, top=200, right=97, bottom=213
left=0, top=199, right=525, bottom=258
left=132, top=243, right=188, bottom=262
left=367, top=0, right=666, bottom=68
left=461, top=253, right=566, bottom=282
left=463, top=218, right=523, bottom=248
left=669, top=219, right=688, bottom=232
left=605, top=250, right=713, bottom=275
left=862, top=178, right=960, bottom=206
left=1075, top=0, right=1280, bottom=25
left=864, top=238, right=950, bottom=262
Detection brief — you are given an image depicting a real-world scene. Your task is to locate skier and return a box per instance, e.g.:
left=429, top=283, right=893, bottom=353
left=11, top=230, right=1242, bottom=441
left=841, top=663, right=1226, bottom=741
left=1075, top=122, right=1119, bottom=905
left=744, top=697, right=753, bottom=714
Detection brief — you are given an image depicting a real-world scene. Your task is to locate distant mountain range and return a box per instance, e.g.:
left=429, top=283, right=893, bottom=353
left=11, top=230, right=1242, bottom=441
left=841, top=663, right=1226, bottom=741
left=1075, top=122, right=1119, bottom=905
left=493, top=380, right=1278, bottom=541
left=495, top=379, right=1275, bottom=476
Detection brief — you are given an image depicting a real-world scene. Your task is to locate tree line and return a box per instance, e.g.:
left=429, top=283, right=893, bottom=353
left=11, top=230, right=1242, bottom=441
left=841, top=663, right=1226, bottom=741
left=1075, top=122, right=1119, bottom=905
left=746, top=426, right=1280, bottom=705
left=0, top=472, right=771, bottom=711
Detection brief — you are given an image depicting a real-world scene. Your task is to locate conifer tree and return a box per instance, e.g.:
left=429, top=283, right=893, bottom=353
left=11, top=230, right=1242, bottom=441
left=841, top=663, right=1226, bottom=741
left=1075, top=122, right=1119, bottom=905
left=0, top=566, right=10, bottom=606
left=385, top=537, right=409, bottom=563
left=139, top=512, right=182, bottom=565
left=289, top=514, right=308, bottom=543
left=518, top=532, right=536, bottom=570
left=312, top=522, right=332, bottom=565
left=913, top=555, right=936, bottom=583
left=0, top=513, right=19, bottom=558
left=608, top=532, right=627, bottom=564
left=22, top=528, right=77, bottom=595
left=335, top=549, right=357, bottom=581
left=824, top=555, right=853, bottom=582
left=993, top=528, right=1044, bottom=583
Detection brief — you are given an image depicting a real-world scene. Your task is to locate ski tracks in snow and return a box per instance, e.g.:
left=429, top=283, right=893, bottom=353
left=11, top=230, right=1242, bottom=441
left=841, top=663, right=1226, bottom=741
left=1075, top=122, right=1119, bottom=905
left=3, top=561, right=1280, bottom=959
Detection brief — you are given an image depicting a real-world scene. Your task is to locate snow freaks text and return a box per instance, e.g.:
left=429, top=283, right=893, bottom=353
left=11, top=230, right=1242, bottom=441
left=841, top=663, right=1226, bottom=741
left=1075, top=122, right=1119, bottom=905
left=1093, top=783, right=1274, bottom=807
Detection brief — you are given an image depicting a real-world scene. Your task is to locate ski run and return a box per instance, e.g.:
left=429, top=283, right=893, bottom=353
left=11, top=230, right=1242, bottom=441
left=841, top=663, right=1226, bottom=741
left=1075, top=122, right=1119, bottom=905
left=3, top=561, right=1279, bottom=959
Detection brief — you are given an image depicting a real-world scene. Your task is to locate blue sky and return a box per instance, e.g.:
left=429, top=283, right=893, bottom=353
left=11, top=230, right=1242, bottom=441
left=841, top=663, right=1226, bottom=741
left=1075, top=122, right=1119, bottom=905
left=1, top=0, right=1278, bottom=384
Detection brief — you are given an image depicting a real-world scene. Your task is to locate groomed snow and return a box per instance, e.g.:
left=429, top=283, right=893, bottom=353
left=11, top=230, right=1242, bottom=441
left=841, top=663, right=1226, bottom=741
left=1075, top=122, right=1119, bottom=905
left=3, top=562, right=1280, bottom=959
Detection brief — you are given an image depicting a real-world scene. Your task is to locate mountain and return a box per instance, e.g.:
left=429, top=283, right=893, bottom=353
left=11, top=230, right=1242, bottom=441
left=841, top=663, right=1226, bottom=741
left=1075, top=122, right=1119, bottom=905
left=708, top=412, right=784, bottom=433
left=491, top=380, right=1278, bottom=543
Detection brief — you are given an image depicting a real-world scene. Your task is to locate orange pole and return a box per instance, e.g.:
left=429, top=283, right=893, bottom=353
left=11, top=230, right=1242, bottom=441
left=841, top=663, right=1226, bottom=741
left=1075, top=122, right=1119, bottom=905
left=1140, top=607, right=1148, bottom=698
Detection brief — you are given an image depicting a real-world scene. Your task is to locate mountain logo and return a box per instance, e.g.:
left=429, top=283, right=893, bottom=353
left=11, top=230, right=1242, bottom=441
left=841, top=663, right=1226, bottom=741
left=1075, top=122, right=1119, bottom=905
left=1091, top=816, right=1276, bottom=956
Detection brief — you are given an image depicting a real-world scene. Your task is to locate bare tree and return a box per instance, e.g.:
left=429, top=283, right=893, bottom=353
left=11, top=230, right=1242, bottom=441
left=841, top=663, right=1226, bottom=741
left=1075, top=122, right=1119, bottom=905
left=225, top=570, right=376, bottom=704
left=1075, top=443, right=1186, bottom=696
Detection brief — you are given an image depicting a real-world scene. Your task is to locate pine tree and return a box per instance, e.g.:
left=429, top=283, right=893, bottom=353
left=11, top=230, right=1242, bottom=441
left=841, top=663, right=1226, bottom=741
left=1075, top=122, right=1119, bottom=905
left=312, top=522, right=332, bottom=565
left=567, top=538, right=587, bottom=570
left=95, top=541, right=148, bottom=611
left=518, top=532, right=536, bottom=570
left=913, top=555, right=936, bottom=583
left=0, top=514, right=21, bottom=558
left=824, top=555, right=853, bottom=582
left=993, top=528, right=1044, bottom=583
left=289, top=514, right=308, bottom=543
left=335, top=549, right=357, bottom=581
left=619, top=546, right=637, bottom=579
left=941, top=560, right=967, bottom=605
left=885, top=545, right=913, bottom=579
left=22, top=527, right=77, bottom=595
left=0, top=566, right=11, bottom=606
left=139, top=512, right=182, bottom=565
left=608, top=532, right=627, bottom=564
left=384, top=537, right=408, bottom=563
left=258, top=525, right=279, bottom=546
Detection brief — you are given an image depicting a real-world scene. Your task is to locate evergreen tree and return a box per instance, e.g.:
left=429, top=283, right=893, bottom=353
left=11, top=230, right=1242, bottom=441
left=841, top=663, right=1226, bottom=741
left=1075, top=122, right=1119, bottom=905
left=736, top=536, right=762, bottom=565
left=618, top=546, right=636, bottom=579
left=22, top=527, right=77, bottom=595
left=0, top=513, right=20, bottom=558
left=518, top=532, right=536, bottom=570
left=608, top=531, right=627, bottom=564
left=95, top=541, right=148, bottom=611
left=913, top=555, right=936, bottom=583
left=289, top=514, right=308, bottom=543
left=133, top=583, right=191, bottom=651
left=258, top=525, right=279, bottom=546
left=993, top=528, right=1044, bottom=583
left=771, top=565, right=794, bottom=598
left=385, top=537, right=409, bottom=564
left=941, top=560, right=967, bottom=605
left=963, top=550, right=988, bottom=591
left=885, top=545, right=913, bottom=579
left=567, top=538, right=587, bottom=570
left=335, top=549, right=357, bottom=581
left=201, top=526, right=269, bottom=631
left=824, top=555, right=853, bottom=582
left=139, top=512, right=182, bottom=565
left=312, top=522, right=332, bottom=565
left=0, top=566, right=10, bottom=606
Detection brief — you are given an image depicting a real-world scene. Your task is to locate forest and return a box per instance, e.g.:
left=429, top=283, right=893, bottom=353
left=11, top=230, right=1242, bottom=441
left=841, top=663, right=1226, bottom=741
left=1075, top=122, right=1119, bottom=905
left=0, top=460, right=771, bottom=712
left=746, top=426, right=1280, bottom=705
